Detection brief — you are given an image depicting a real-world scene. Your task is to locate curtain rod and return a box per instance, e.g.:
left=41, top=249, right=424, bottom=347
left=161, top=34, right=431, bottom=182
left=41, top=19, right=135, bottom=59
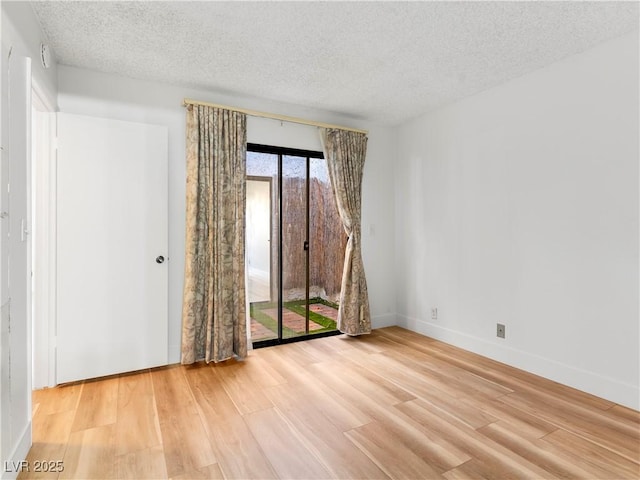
left=183, top=98, right=368, bottom=135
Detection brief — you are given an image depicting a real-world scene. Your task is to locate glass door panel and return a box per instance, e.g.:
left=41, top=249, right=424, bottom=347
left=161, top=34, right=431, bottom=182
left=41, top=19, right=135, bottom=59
left=308, top=157, right=344, bottom=331
left=246, top=151, right=278, bottom=342
left=282, top=155, right=308, bottom=339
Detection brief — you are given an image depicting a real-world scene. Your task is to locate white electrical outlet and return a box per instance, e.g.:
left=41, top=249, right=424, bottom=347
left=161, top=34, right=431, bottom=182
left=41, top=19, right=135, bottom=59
left=431, top=308, right=438, bottom=320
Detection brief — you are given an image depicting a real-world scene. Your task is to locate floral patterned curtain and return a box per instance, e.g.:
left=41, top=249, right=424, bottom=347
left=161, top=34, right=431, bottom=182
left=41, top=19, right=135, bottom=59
left=320, top=128, right=371, bottom=335
left=181, top=105, right=247, bottom=363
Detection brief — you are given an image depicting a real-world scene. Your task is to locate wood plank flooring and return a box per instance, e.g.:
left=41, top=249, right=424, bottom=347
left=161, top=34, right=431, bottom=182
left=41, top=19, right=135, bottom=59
left=21, top=327, right=640, bottom=479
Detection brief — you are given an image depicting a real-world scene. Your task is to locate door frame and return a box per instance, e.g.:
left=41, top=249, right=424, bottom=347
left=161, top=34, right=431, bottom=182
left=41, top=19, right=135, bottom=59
left=1, top=44, right=35, bottom=470
left=31, top=81, right=56, bottom=389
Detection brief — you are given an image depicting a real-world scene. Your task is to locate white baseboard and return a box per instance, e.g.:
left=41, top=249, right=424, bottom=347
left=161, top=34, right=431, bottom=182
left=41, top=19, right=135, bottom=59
left=2, top=421, right=32, bottom=480
left=168, top=344, right=181, bottom=365
left=398, top=314, right=639, bottom=411
left=371, top=313, right=397, bottom=329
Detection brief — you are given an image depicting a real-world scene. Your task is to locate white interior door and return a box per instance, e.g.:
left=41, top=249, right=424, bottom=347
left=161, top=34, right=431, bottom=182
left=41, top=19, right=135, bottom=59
left=56, top=113, right=168, bottom=383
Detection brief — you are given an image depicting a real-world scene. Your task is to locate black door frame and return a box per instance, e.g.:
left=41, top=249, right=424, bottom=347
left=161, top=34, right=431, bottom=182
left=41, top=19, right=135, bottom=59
left=247, top=143, right=341, bottom=348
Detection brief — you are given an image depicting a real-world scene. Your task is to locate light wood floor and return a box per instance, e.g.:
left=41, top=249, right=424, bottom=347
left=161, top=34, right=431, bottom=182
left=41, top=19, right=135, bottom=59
left=22, top=327, right=639, bottom=479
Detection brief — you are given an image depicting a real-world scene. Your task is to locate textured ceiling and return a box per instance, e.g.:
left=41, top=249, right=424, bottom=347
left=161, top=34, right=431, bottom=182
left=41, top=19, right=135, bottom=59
left=31, top=1, right=639, bottom=125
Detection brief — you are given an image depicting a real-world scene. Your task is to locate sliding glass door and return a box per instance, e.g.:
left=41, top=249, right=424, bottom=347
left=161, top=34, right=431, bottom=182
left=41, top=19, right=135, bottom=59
left=246, top=144, right=345, bottom=346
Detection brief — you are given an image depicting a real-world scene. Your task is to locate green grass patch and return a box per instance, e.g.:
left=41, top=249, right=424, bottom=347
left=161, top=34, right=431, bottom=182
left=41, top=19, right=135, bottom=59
left=250, top=297, right=339, bottom=338
left=284, top=298, right=337, bottom=330
left=249, top=303, right=297, bottom=338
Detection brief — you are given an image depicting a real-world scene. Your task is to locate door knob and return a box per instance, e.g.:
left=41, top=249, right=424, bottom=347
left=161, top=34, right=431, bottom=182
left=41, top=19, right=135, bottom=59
left=156, top=255, right=165, bottom=264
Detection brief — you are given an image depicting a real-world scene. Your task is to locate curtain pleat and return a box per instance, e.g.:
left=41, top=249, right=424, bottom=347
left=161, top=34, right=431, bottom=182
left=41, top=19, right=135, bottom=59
left=320, top=128, right=371, bottom=335
left=181, top=105, right=247, bottom=364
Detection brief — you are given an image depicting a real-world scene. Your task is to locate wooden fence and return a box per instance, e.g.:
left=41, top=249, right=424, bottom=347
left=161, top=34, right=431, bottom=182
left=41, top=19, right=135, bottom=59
left=278, top=176, right=347, bottom=301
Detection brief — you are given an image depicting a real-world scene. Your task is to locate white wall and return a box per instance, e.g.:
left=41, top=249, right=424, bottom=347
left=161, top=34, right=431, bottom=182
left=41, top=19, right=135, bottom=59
left=246, top=180, right=271, bottom=276
left=395, top=31, right=639, bottom=410
left=57, top=66, right=397, bottom=363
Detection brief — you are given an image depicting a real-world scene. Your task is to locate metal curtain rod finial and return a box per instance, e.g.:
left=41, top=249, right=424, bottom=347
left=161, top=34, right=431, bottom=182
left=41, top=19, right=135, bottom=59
left=182, top=98, right=368, bottom=135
